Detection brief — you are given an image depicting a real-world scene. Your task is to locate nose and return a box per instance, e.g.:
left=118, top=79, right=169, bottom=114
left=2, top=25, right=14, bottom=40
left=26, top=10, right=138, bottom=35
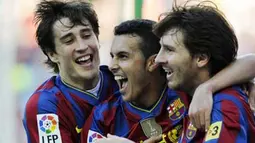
left=75, top=38, right=89, bottom=53
left=155, top=48, right=167, bottom=65
left=109, top=58, right=119, bottom=74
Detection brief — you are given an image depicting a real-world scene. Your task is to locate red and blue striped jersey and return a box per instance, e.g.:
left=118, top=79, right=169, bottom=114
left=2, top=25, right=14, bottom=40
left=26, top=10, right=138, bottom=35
left=179, top=86, right=255, bottom=143
left=81, top=87, right=190, bottom=143
left=23, top=66, right=118, bottom=143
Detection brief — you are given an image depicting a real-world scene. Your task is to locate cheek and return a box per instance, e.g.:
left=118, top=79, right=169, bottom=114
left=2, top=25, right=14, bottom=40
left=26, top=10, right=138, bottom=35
left=127, top=60, right=146, bottom=82
left=88, top=37, right=99, bottom=49
left=134, top=59, right=144, bottom=65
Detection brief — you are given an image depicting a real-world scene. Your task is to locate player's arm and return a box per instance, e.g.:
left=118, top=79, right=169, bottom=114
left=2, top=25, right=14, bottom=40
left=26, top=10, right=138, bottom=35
left=80, top=106, right=106, bottom=143
left=23, top=92, right=73, bottom=143
left=189, top=53, right=255, bottom=129
left=203, top=94, right=250, bottom=143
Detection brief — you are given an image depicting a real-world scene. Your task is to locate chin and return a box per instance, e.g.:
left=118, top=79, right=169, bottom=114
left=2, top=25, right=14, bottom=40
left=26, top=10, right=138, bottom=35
left=81, top=70, right=98, bottom=80
left=167, top=82, right=177, bottom=90
left=121, top=93, right=132, bottom=102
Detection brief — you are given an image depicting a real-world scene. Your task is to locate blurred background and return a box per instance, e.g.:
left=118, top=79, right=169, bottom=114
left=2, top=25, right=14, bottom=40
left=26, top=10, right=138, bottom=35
left=0, top=0, right=254, bottom=142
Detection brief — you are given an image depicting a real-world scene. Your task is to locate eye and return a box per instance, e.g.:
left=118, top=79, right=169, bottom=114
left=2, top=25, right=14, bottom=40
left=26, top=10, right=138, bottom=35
left=110, top=53, right=114, bottom=58
left=164, top=46, right=174, bottom=52
left=82, top=33, right=91, bottom=39
left=119, top=54, right=128, bottom=60
left=64, top=38, right=74, bottom=45
left=81, top=30, right=92, bottom=39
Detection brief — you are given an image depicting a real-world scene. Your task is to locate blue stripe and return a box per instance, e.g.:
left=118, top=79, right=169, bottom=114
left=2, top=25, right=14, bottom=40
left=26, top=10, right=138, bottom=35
left=114, top=108, right=130, bottom=136
left=22, top=111, right=31, bottom=143
left=216, top=94, right=248, bottom=143
left=56, top=83, right=84, bottom=129
left=37, top=91, right=58, bottom=114
left=91, top=98, right=120, bottom=135
left=95, top=97, right=121, bottom=121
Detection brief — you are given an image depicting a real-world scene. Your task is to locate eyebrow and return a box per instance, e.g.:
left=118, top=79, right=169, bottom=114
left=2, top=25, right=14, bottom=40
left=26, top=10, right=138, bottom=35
left=111, top=51, right=129, bottom=56
left=60, top=33, right=73, bottom=41
left=80, top=27, right=92, bottom=33
left=163, top=44, right=175, bottom=49
left=59, top=26, right=92, bottom=40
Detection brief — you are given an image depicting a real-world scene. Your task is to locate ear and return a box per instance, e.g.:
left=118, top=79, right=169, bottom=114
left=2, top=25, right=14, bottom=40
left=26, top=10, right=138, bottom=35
left=146, top=54, right=159, bottom=72
left=195, top=53, right=210, bottom=68
left=47, top=52, right=59, bottom=63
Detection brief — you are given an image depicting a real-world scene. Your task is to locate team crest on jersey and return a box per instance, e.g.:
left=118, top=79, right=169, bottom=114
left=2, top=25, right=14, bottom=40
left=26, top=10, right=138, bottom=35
left=37, top=114, right=62, bottom=143
left=167, top=98, right=185, bottom=121
left=87, top=130, right=105, bottom=143
left=186, top=122, right=197, bottom=140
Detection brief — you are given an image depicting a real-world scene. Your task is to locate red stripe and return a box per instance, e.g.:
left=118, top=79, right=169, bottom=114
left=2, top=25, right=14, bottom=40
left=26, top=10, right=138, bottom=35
left=218, top=100, right=240, bottom=142
left=25, top=92, right=40, bottom=143
left=55, top=92, right=77, bottom=142
left=81, top=107, right=97, bottom=143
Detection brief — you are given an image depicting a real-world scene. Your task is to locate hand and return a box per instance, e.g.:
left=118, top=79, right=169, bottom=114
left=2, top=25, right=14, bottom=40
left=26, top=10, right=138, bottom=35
left=188, top=82, right=213, bottom=131
left=95, top=134, right=135, bottom=143
left=248, top=82, right=255, bottom=113
left=143, top=135, right=162, bottom=143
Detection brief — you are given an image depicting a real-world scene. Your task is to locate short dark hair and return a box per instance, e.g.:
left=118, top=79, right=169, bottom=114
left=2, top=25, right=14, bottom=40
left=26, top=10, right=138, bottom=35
left=114, top=19, right=160, bottom=60
left=153, top=1, right=238, bottom=76
left=34, top=0, right=99, bottom=73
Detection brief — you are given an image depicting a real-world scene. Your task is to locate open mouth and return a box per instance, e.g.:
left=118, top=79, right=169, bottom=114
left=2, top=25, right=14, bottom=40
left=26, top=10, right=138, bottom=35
left=114, top=75, right=128, bottom=91
left=75, top=54, right=93, bottom=66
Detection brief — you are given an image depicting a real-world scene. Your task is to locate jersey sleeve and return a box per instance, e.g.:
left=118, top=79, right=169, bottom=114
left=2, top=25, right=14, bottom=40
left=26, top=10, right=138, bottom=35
left=22, top=91, right=74, bottom=143
left=203, top=94, right=249, bottom=143
left=80, top=106, right=106, bottom=143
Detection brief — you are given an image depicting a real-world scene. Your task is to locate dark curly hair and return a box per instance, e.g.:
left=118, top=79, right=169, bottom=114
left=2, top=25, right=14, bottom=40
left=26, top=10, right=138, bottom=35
left=34, top=0, right=99, bottom=73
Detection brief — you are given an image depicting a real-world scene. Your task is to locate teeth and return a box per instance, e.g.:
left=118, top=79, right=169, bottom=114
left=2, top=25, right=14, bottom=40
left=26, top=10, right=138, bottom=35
left=114, top=76, right=126, bottom=80
left=163, top=68, right=172, bottom=74
left=77, top=55, right=91, bottom=62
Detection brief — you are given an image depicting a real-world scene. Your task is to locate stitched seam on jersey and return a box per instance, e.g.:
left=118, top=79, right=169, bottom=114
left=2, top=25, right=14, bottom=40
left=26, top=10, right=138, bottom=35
left=60, top=71, right=103, bottom=99
left=128, top=86, right=167, bottom=113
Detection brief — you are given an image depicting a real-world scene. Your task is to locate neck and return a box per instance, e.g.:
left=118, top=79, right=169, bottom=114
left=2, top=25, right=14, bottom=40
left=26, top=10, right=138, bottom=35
left=131, top=74, right=166, bottom=109
left=187, top=70, right=210, bottom=96
left=60, top=73, right=100, bottom=91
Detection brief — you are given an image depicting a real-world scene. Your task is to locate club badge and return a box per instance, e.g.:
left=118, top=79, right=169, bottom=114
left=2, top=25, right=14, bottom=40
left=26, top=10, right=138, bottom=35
left=167, top=98, right=185, bottom=121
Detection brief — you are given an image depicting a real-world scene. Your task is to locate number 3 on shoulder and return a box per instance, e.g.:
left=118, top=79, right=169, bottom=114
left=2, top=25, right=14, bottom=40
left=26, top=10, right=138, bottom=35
left=205, top=121, right=222, bottom=142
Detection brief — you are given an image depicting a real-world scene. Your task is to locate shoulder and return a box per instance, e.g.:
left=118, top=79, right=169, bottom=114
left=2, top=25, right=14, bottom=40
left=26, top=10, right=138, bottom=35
left=99, top=65, right=113, bottom=77
left=167, top=88, right=187, bottom=99
left=167, top=88, right=190, bottom=105
left=213, top=86, right=248, bottom=105
left=25, top=77, right=61, bottom=114
left=211, top=86, right=250, bottom=121
left=99, top=65, right=119, bottom=93
left=93, top=93, right=122, bottom=120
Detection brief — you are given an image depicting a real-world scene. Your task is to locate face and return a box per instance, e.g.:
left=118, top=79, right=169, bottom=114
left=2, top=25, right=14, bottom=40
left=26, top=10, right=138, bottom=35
left=109, top=35, right=151, bottom=102
left=155, top=29, right=198, bottom=91
left=51, top=18, right=100, bottom=84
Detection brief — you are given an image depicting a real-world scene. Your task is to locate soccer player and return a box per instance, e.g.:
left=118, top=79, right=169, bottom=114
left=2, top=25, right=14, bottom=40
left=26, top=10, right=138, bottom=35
left=154, top=1, right=255, bottom=142
left=81, top=18, right=255, bottom=143
left=22, top=1, right=118, bottom=143
left=82, top=19, right=184, bottom=143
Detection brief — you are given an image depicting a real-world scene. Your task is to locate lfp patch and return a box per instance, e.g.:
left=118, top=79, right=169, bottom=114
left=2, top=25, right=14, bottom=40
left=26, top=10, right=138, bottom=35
left=87, top=130, right=105, bottom=143
left=167, top=98, right=185, bottom=121
left=37, top=114, right=62, bottom=143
